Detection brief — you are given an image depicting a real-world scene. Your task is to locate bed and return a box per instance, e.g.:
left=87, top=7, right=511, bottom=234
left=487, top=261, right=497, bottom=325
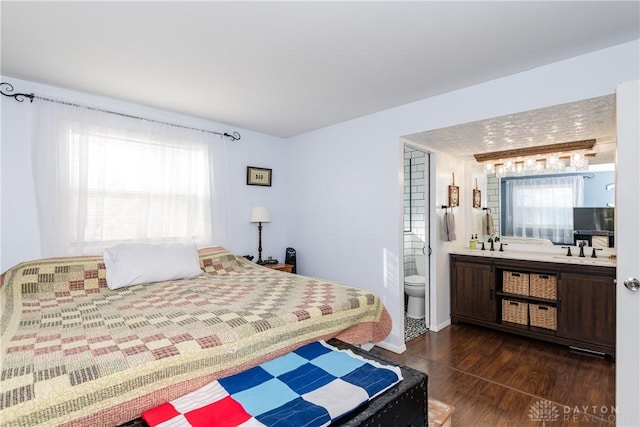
left=0, top=246, right=391, bottom=426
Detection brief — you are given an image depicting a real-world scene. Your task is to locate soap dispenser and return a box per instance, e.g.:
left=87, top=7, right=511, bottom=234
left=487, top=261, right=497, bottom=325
left=469, top=235, right=477, bottom=249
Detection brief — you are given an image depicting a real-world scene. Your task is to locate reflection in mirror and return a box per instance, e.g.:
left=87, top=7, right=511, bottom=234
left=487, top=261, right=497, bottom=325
left=487, top=161, right=615, bottom=247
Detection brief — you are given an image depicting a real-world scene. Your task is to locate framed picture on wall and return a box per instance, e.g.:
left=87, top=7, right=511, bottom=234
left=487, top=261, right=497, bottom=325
left=246, top=166, right=272, bottom=186
left=448, top=185, right=459, bottom=207
left=473, top=189, right=481, bottom=208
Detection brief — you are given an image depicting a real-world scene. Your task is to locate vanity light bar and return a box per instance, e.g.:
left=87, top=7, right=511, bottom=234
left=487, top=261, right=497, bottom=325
left=487, top=152, right=597, bottom=166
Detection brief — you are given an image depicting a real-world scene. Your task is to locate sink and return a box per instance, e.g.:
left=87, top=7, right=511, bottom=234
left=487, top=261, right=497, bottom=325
left=458, top=250, right=615, bottom=266
left=550, top=256, right=614, bottom=265
left=477, top=251, right=506, bottom=257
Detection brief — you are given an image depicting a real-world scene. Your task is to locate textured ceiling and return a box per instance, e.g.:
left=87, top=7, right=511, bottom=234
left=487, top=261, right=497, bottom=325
left=404, top=95, right=617, bottom=163
left=1, top=2, right=638, bottom=138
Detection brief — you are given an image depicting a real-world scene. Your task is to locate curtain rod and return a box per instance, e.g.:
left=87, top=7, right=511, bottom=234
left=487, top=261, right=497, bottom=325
left=0, top=82, right=241, bottom=141
left=501, top=172, right=595, bottom=181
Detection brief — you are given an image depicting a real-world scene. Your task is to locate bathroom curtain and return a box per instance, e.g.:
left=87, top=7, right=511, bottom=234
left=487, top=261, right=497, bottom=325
left=503, top=175, right=584, bottom=244
left=32, top=101, right=216, bottom=257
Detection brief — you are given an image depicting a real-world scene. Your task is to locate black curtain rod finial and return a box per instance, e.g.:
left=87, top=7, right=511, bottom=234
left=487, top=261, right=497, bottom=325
left=224, top=131, right=241, bottom=141
left=1, top=82, right=34, bottom=103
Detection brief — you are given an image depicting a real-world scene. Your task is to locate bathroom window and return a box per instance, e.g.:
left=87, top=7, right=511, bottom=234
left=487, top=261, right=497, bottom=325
left=502, top=175, right=584, bottom=244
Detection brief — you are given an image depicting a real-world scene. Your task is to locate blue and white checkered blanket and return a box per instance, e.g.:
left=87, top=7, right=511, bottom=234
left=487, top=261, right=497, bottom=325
left=143, top=340, right=403, bottom=426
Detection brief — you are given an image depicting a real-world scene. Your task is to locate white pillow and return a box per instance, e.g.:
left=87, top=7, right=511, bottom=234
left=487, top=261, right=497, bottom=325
left=104, top=242, right=201, bottom=290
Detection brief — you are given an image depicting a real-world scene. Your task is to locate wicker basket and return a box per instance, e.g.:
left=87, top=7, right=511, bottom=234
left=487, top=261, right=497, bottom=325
left=502, top=299, right=528, bottom=325
left=529, top=303, right=557, bottom=330
left=503, top=271, right=529, bottom=296
left=530, top=274, right=557, bottom=300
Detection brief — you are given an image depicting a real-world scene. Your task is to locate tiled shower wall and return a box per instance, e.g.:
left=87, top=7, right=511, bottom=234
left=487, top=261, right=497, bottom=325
left=486, top=173, right=501, bottom=234
left=404, top=148, right=426, bottom=276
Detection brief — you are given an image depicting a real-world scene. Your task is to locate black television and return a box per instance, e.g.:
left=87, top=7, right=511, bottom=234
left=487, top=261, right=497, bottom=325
left=573, top=207, right=615, bottom=232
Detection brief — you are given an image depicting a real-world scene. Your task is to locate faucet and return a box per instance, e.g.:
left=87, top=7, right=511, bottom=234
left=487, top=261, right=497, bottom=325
left=499, top=243, right=508, bottom=252
left=578, top=241, right=586, bottom=257
left=561, top=246, right=573, bottom=256
left=488, top=237, right=495, bottom=251
left=591, top=248, right=603, bottom=258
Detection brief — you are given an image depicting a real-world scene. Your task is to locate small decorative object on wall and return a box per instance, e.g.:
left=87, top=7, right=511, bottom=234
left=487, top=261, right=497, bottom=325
left=473, top=178, right=481, bottom=208
left=246, top=166, right=272, bottom=186
left=473, top=189, right=481, bottom=208
left=448, top=173, right=459, bottom=207
left=448, top=185, right=459, bottom=207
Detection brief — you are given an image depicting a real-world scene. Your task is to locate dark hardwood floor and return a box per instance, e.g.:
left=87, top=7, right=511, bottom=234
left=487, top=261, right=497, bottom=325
left=372, top=324, right=616, bottom=426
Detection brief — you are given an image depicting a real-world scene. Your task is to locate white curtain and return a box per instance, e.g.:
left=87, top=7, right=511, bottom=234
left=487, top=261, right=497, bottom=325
left=32, top=101, right=216, bottom=257
left=503, top=175, right=584, bottom=244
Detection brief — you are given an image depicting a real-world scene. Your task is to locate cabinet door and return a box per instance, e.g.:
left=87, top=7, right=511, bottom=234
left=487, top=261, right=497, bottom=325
left=451, top=260, right=496, bottom=322
left=557, top=272, right=616, bottom=347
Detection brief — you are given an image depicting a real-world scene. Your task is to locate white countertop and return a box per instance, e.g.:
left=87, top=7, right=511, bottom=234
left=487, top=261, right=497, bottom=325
left=451, top=247, right=616, bottom=268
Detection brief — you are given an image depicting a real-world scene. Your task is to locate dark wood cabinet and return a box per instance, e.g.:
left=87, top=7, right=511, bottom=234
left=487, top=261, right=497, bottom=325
left=450, top=259, right=496, bottom=322
left=450, top=254, right=616, bottom=358
left=557, top=272, right=616, bottom=350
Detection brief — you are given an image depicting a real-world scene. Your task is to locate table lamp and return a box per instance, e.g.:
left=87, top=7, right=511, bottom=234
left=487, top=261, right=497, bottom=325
left=250, top=207, right=271, bottom=264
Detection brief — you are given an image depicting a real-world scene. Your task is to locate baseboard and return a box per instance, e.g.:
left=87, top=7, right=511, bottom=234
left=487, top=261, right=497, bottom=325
left=358, top=342, right=375, bottom=351
left=429, top=318, right=451, bottom=332
left=375, top=339, right=407, bottom=354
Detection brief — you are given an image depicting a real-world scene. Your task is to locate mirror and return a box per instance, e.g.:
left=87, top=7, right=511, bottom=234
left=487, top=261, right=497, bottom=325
left=485, top=158, right=615, bottom=247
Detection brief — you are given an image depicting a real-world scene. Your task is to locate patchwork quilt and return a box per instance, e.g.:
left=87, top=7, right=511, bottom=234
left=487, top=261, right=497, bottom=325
left=0, top=247, right=391, bottom=426
left=142, top=340, right=402, bottom=427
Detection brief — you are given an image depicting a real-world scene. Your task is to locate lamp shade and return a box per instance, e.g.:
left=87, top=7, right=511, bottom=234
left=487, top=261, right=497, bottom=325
left=250, top=206, right=271, bottom=223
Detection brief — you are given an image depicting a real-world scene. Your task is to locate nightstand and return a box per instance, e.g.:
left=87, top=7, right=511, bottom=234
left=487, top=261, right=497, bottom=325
left=263, top=263, right=294, bottom=273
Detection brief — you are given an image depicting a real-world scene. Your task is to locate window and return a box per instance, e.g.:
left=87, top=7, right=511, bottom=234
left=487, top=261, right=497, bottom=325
left=502, top=175, right=584, bottom=244
left=33, top=102, right=214, bottom=256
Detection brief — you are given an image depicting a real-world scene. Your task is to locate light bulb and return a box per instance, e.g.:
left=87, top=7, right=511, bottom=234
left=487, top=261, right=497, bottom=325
left=485, top=163, right=495, bottom=173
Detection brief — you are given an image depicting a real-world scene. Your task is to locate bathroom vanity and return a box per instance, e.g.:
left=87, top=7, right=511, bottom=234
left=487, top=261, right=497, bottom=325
left=449, top=250, right=616, bottom=358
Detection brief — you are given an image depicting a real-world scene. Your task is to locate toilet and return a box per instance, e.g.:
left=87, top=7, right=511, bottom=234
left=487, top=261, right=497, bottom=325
left=404, top=253, right=426, bottom=319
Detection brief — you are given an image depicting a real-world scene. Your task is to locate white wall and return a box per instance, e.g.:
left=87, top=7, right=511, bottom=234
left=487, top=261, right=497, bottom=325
left=465, top=160, right=488, bottom=240
left=0, top=77, right=291, bottom=271
left=431, top=150, right=466, bottom=331
left=287, top=39, right=639, bottom=351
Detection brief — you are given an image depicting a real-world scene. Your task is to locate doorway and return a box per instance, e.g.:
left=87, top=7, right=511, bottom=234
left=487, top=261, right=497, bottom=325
left=403, top=144, right=430, bottom=341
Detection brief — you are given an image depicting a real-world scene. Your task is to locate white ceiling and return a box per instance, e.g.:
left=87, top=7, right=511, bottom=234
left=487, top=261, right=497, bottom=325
left=1, top=1, right=639, bottom=139
left=405, top=94, right=618, bottom=162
